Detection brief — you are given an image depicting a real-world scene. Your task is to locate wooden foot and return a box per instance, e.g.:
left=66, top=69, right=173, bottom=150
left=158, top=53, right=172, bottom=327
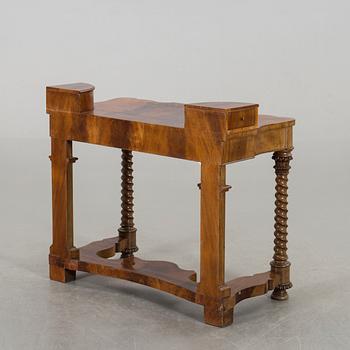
left=204, top=300, right=233, bottom=327
left=49, top=264, right=76, bottom=283
left=270, top=149, right=293, bottom=300
left=271, top=284, right=291, bottom=301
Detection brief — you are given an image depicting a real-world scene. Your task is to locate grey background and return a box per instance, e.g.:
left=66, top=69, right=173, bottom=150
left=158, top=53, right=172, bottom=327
left=1, top=0, right=350, bottom=349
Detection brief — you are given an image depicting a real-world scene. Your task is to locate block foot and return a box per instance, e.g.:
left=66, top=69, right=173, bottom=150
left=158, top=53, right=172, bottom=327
left=49, top=264, right=76, bottom=283
left=203, top=301, right=233, bottom=327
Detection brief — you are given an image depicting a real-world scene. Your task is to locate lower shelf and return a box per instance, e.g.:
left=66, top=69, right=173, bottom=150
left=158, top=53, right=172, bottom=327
left=50, top=236, right=276, bottom=307
left=80, top=237, right=198, bottom=303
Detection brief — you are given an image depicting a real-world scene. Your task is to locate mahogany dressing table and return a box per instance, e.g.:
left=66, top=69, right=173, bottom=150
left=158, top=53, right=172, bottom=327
left=46, top=83, right=294, bottom=327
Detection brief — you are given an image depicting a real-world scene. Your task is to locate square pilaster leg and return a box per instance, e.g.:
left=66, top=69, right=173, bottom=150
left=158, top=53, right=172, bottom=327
left=49, top=138, right=77, bottom=283
left=198, top=162, right=233, bottom=327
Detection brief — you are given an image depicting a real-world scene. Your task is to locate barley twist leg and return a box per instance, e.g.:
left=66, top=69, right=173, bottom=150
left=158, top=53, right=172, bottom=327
left=271, top=149, right=293, bottom=300
left=118, top=149, right=138, bottom=258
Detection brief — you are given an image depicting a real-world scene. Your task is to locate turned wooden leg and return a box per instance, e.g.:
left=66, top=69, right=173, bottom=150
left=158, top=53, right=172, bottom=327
left=198, top=163, right=233, bottom=327
left=118, top=149, right=138, bottom=258
left=49, top=139, right=78, bottom=282
left=270, top=149, right=293, bottom=300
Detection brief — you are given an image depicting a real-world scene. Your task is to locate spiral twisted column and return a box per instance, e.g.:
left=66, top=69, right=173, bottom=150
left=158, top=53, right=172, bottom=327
left=118, top=149, right=138, bottom=258
left=270, top=149, right=293, bottom=300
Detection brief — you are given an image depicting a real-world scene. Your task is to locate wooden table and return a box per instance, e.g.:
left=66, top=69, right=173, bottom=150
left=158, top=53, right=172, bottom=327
left=46, top=83, right=295, bottom=327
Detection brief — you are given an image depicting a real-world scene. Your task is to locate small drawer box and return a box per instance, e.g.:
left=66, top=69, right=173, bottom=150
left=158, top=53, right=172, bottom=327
left=185, top=102, right=259, bottom=133
left=227, top=106, right=258, bottom=131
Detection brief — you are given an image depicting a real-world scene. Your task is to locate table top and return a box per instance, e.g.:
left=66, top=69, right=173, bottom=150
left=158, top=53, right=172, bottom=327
left=46, top=83, right=295, bottom=163
left=94, top=97, right=293, bottom=128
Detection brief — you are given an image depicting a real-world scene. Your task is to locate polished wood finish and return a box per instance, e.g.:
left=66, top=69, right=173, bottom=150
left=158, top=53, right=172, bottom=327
left=47, top=83, right=295, bottom=327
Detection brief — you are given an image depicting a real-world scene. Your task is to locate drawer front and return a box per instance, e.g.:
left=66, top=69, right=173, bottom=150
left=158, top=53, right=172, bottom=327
left=227, top=107, right=257, bottom=130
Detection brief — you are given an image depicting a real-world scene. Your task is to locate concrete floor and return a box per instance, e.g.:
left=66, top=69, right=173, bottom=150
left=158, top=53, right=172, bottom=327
left=0, top=138, right=349, bottom=350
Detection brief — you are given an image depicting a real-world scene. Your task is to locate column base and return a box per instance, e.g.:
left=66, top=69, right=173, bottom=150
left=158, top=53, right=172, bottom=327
left=271, top=282, right=292, bottom=301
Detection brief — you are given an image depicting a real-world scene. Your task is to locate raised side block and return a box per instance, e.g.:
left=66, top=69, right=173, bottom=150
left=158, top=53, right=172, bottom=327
left=185, top=101, right=259, bottom=137
left=46, top=82, right=95, bottom=114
